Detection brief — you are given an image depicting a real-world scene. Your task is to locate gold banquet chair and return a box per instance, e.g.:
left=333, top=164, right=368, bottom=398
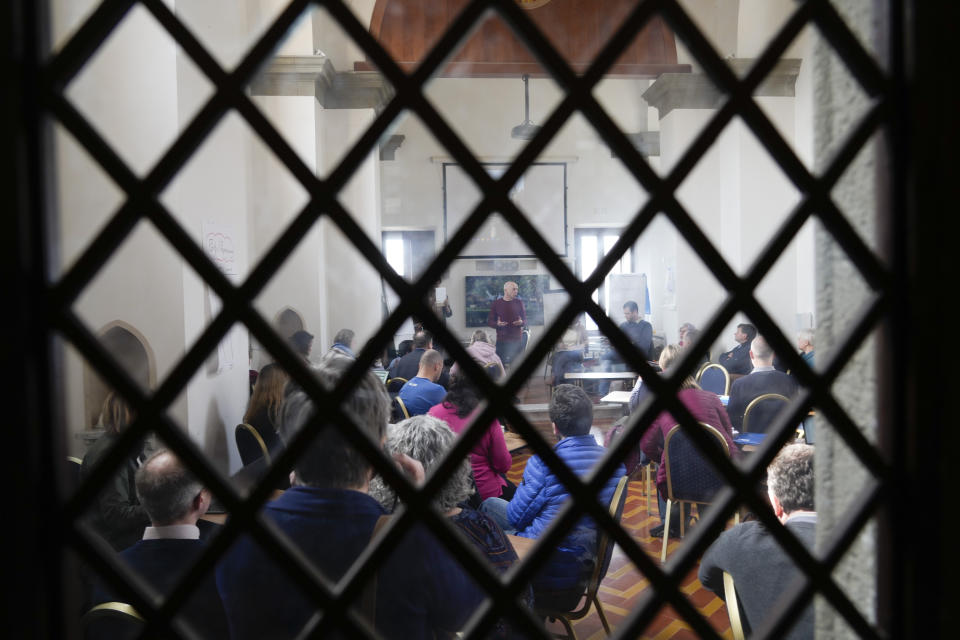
left=537, top=475, right=630, bottom=639
left=235, top=423, right=271, bottom=466
left=723, top=571, right=748, bottom=640
left=82, top=601, right=143, bottom=639
left=696, top=363, right=730, bottom=396
left=741, top=393, right=790, bottom=434
left=660, top=422, right=738, bottom=563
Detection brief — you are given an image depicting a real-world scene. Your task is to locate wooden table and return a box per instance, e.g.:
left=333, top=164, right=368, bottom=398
left=506, top=534, right=536, bottom=560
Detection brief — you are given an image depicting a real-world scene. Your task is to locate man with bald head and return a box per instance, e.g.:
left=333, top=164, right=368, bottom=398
left=726, top=334, right=799, bottom=433
left=398, top=349, right=448, bottom=415
left=91, top=450, right=229, bottom=638
left=487, top=280, right=527, bottom=367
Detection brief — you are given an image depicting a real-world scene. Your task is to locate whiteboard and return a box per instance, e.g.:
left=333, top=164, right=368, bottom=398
left=443, top=163, right=567, bottom=257
left=607, top=273, right=649, bottom=318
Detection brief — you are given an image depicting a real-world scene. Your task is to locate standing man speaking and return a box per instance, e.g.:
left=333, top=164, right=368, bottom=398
left=487, top=280, right=527, bottom=367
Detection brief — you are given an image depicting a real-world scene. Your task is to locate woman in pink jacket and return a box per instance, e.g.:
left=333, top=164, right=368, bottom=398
left=429, top=372, right=515, bottom=501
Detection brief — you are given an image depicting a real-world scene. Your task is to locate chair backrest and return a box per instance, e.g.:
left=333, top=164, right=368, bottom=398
left=663, top=422, right=730, bottom=504
left=697, top=363, right=730, bottom=395
left=83, top=601, right=143, bottom=640
left=723, top=571, right=748, bottom=640
left=742, top=393, right=790, bottom=434
left=64, top=456, right=83, bottom=495
left=521, top=328, right=530, bottom=352
left=235, top=423, right=271, bottom=466
left=385, top=376, right=407, bottom=393
left=589, top=475, right=630, bottom=593
left=390, top=396, right=411, bottom=423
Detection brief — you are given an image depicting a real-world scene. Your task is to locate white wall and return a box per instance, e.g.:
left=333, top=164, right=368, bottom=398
left=56, top=2, right=189, bottom=456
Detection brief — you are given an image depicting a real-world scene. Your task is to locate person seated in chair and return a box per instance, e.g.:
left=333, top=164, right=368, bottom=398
left=597, top=300, right=653, bottom=395
left=389, top=331, right=450, bottom=389
left=718, top=323, right=756, bottom=375
left=91, top=450, right=229, bottom=639
left=640, top=345, right=738, bottom=538
left=397, top=349, right=447, bottom=416
left=482, top=385, right=625, bottom=611
left=699, top=444, right=816, bottom=640
left=726, top=335, right=800, bottom=433
left=552, top=315, right=588, bottom=387
left=216, top=355, right=484, bottom=640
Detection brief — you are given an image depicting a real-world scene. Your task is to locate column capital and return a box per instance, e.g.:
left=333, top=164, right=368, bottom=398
left=643, top=58, right=801, bottom=117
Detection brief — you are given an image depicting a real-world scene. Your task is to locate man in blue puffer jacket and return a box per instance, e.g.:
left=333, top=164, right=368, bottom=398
left=482, top=384, right=625, bottom=611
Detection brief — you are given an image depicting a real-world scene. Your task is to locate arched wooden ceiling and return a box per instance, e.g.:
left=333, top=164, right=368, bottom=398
left=356, top=0, right=690, bottom=77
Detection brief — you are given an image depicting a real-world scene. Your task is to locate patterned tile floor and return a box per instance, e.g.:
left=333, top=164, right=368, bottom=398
left=505, top=451, right=733, bottom=640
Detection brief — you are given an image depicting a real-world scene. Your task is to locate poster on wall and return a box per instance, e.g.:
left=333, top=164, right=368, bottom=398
left=201, top=221, right=238, bottom=374
left=464, top=275, right=549, bottom=327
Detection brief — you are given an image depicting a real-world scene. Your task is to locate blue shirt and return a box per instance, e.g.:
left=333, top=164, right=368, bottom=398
left=216, top=487, right=483, bottom=640
left=398, top=376, right=446, bottom=416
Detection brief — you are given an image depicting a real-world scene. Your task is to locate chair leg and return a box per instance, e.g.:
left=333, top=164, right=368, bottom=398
left=661, top=498, right=673, bottom=563
left=680, top=503, right=685, bottom=539
left=644, top=465, right=652, bottom=515
left=554, top=615, right=576, bottom=640
left=594, top=595, right=612, bottom=636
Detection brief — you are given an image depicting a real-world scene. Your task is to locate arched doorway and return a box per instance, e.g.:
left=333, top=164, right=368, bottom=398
left=82, top=322, right=156, bottom=428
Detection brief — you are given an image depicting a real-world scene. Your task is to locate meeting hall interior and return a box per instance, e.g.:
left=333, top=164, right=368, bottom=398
left=13, top=0, right=936, bottom=638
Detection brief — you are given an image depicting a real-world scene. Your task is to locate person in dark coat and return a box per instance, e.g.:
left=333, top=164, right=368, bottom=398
left=80, top=392, right=150, bottom=551
left=90, top=450, right=228, bottom=639
left=726, top=335, right=800, bottom=433
left=216, top=355, right=483, bottom=640
left=719, top=323, right=757, bottom=375
left=699, top=444, right=816, bottom=640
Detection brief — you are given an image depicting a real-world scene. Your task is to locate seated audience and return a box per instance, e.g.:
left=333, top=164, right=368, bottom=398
left=368, top=415, right=533, bottom=639
left=389, top=331, right=449, bottom=388
left=682, top=327, right=710, bottom=365
left=699, top=444, right=816, bottom=640
left=726, top=335, right=800, bottom=433
left=327, top=328, right=356, bottom=359
left=482, top=385, right=625, bottom=611
left=398, top=349, right=448, bottom=416
left=91, top=451, right=228, bottom=639
left=387, top=339, right=413, bottom=372
left=216, top=356, right=484, bottom=640
left=719, top=323, right=757, bottom=375
left=450, top=329, right=505, bottom=379
left=428, top=373, right=514, bottom=501
left=241, top=363, right=287, bottom=461
left=640, top=345, right=738, bottom=538
left=81, top=393, right=150, bottom=551
left=552, top=316, right=588, bottom=387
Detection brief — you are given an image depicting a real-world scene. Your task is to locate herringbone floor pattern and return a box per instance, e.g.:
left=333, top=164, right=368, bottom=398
left=506, top=449, right=734, bottom=640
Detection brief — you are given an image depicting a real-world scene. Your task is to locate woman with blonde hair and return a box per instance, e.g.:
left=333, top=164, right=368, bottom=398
left=79, top=392, right=150, bottom=550
left=241, top=363, right=288, bottom=463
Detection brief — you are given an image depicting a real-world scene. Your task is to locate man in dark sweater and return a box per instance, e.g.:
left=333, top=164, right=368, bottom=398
left=726, top=334, right=800, bottom=433
left=719, top=323, right=757, bottom=375
left=90, top=450, right=229, bottom=639
left=699, top=444, right=816, bottom=640
left=487, top=280, right=527, bottom=366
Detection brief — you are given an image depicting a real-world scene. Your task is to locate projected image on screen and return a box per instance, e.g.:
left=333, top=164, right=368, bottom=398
left=443, top=163, right=567, bottom=258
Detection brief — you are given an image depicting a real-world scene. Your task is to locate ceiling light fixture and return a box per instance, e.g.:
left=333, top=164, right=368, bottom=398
left=510, top=74, right=541, bottom=140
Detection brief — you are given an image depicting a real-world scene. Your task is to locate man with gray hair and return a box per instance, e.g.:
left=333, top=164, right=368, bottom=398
left=216, top=355, right=483, bottom=640
left=91, top=450, right=229, bottom=638
left=726, top=334, right=800, bottom=433
left=699, top=444, right=816, bottom=639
